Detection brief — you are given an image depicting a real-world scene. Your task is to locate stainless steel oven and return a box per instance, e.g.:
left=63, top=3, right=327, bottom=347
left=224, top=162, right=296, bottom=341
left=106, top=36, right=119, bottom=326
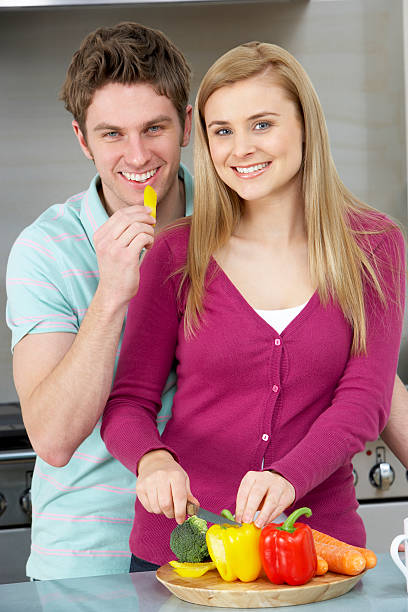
left=0, top=403, right=35, bottom=584
left=354, top=438, right=408, bottom=552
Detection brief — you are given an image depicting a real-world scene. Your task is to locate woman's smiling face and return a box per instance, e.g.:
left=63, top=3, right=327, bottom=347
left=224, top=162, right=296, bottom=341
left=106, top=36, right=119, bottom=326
left=204, top=73, right=304, bottom=206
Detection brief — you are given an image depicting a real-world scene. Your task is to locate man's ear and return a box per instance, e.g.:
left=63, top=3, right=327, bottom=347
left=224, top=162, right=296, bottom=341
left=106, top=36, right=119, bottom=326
left=181, top=105, right=193, bottom=148
left=72, top=120, right=93, bottom=161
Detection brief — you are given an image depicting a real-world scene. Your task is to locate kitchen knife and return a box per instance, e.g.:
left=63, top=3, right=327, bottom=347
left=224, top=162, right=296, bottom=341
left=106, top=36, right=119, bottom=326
left=186, top=502, right=241, bottom=527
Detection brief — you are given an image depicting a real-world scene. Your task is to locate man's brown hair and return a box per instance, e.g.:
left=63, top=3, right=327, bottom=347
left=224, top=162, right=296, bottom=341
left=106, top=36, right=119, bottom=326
left=60, top=21, right=191, bottom=136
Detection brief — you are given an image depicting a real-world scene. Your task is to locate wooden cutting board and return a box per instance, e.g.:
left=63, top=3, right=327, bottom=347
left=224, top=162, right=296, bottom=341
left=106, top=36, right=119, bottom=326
left=156, top=564, right=364, bottom=608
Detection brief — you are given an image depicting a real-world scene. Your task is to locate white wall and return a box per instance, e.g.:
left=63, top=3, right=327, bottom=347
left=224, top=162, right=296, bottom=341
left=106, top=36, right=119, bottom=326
left=1, top=0, right=406, bottom=399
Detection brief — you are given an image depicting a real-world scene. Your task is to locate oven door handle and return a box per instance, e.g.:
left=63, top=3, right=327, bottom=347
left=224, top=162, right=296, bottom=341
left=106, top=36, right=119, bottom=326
left=0, top=449, right=36, bottom=462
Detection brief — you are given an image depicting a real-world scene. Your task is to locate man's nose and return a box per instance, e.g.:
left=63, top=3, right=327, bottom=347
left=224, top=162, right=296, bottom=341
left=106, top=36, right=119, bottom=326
left=124, top=134, right=151, bottom=168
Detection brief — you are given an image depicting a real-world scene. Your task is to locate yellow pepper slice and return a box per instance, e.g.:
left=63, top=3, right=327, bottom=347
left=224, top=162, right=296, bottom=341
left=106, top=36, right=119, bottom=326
left=144, top=185, right=157, bottom=220
left=169, top=560, right=216, bottom=577
left=206, top=522, right=262, bottom=583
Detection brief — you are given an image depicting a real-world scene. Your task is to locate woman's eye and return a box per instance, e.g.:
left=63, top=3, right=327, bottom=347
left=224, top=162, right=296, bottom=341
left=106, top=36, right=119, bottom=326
left=215, top=128, right=232, bottom=136
left=254, top=121, right=271, bottom=131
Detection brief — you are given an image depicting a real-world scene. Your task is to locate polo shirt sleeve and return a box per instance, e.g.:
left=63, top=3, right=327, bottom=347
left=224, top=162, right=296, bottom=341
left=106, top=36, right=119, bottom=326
left=101, top=232, right=181, bottom=475
left=6, top=225, right=79, bottom=351
left=267, top=225, right=406, bottom=501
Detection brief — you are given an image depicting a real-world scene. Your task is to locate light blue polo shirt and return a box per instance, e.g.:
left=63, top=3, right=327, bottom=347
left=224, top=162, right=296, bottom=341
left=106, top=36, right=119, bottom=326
left=6, top=165, right=193, bottom=580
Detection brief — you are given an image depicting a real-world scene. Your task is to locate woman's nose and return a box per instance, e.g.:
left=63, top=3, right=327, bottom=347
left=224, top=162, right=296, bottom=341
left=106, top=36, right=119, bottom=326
left=231, top=131, right=256, bottom=159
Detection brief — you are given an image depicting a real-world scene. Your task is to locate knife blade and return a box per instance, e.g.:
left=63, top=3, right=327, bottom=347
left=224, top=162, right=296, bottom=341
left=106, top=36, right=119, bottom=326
left=186, top=502, right=241, bottom=527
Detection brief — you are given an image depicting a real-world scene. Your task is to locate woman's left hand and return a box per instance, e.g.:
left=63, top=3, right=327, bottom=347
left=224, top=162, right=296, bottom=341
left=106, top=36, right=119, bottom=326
left=235, top=470, right=295, bottom=529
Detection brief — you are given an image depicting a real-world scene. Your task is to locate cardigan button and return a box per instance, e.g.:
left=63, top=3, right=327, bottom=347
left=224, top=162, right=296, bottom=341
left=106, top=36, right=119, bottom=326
left=272, top=384, right=279, bottom=393
left=275, top=339, right=281, bottom=346
left=262, top=434, right=269, bottom=441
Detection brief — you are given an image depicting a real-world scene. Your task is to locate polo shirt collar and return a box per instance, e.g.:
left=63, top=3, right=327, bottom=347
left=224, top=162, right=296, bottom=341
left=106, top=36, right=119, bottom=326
left=80, top=175, right=108, bottom=252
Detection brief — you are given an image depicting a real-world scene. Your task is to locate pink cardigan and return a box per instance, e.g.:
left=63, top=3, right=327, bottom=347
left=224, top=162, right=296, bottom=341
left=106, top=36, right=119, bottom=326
left=101, top=215, right=405, bottom=566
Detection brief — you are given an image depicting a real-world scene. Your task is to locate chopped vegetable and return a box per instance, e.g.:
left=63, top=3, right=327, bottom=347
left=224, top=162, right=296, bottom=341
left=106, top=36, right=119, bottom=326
left=313, top=541, right=366, bottom=575
left=170, top=515, right=210, bottom=563
left=169, top=560, right=216, bottom=577
left=316, top=555, right=329, bottom=576
left=312, top=529, right=377, bottom=569
left=144, top=185, right=157, bottom=220
left=220, top=508, right=235, bottom=522
left=206, top=521, right=262, bottom=582
left=260, top=507, right=317, bottom=586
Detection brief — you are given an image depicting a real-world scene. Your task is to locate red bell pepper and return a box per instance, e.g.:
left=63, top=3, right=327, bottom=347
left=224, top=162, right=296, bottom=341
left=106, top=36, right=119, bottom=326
left=260, top=507, right=317, bottom=586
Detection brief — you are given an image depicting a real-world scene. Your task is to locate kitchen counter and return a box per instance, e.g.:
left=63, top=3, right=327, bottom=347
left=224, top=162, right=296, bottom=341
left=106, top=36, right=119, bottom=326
left=0, top=554, right=406, bottom=611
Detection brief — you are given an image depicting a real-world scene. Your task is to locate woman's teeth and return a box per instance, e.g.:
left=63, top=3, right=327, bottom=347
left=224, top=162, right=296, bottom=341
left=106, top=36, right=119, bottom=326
left=235, top=162, right=269, bottom=174
left=122, top=168, right=158, bottom=182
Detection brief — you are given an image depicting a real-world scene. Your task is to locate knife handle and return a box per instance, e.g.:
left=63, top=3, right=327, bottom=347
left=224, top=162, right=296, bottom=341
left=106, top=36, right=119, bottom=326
left=186, top=502, right=199, bottom=516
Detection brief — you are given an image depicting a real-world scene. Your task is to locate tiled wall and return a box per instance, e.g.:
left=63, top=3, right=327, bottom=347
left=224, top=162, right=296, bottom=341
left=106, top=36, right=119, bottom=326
left=1, top=0, right=406, bottom=398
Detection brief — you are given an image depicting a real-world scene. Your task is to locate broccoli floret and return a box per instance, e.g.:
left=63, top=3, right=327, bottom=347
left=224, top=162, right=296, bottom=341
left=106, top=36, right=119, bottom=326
left=170, top=515, right=210, bottom=563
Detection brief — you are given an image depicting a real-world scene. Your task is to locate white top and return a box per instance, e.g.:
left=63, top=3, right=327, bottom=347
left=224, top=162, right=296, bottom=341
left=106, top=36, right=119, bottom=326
left=255, top=303, right=307, bottom=333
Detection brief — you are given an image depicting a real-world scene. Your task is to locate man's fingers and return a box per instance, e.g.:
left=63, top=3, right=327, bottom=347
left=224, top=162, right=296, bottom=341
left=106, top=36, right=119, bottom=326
left=95, top=210, right=155, bottom=248
left=128, top=233, right=154, bottom=255
left=115, top=222, right=154, bottom=247
left=97, top=207, right=155, bottom=234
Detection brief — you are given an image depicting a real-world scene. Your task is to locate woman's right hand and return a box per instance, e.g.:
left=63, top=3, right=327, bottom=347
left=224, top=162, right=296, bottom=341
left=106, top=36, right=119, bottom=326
left=136, top=449, right=198, bottom=524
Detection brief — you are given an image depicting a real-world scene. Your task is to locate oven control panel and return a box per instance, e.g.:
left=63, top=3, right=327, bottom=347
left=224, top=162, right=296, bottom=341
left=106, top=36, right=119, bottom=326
left=352, top=439, right=408, bottom=500
left=0, top=450, right=35, bottom=527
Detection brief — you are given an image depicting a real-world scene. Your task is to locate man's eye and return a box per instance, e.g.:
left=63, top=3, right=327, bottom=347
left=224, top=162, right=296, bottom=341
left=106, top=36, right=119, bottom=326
left=147, top=125, right=162, bottom=133
left=104, top=131, right=119, bottom=138
left=254, top=121, right=271, bottom=130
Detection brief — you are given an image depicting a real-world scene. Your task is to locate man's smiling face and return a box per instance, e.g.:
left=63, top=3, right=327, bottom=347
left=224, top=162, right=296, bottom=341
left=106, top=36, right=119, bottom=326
left=73, top=81, right=191, bottom=215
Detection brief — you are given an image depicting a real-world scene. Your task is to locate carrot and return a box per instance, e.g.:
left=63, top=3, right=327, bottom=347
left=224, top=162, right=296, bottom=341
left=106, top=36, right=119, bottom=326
left=312, top=529, right=377, bottom=569
left=314, top=542, right=366, bottom=576
left=315, top=555, right=328, bottom=576
left=352, top=546, right=377, bottom=569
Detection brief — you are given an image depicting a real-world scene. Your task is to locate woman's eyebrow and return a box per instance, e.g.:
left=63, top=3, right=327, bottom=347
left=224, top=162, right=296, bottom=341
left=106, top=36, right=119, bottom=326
left=207, top=111, right=281, bottom=129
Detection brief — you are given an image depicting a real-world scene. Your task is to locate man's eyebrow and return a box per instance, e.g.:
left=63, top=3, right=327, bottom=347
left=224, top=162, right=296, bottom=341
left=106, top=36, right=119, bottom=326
left=93, top=122, right=122, bottom=132
left=207, top=112, right=280, bottom=129
left=93, top=115, right=174, bottom=132
left=142, top=115, right=173, bottom=129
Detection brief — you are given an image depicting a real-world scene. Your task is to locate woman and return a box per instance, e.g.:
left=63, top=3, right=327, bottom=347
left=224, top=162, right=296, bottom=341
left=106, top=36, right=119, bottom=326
left=101, top=42, right=405, bottom=569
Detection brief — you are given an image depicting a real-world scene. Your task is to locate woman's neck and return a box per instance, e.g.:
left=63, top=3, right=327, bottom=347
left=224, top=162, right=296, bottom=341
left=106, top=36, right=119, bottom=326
left=236, top=185, right=306, bottom=246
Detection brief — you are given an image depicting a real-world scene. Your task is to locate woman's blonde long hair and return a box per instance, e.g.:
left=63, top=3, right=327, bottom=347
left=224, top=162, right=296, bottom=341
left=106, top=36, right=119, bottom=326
left=179, top=42, right=398, bottom=354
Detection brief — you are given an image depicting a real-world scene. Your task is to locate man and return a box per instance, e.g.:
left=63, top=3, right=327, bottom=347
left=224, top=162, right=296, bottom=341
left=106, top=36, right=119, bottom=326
left=6, top=20, right=408, bottom=581
left=6, top=22, right=193, bottom=580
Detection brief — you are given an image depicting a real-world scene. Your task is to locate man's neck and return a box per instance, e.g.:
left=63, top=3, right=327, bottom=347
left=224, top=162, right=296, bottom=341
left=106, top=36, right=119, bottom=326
left=155, top=176, right=186, bottom=231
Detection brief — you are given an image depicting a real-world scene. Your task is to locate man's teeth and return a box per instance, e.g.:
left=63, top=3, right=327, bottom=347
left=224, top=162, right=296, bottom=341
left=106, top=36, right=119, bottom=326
left=235, top=162, right=269, bottom=174
left=122, top=168, right=158, bottom=182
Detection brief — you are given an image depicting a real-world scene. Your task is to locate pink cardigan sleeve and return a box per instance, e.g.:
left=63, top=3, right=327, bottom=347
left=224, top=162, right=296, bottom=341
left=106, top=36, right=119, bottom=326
left=267, top=226, right=406, bottom=500
left=101, top=234, right=181, bottom=474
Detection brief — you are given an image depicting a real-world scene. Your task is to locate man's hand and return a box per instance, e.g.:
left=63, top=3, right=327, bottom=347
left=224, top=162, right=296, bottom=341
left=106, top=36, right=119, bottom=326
left=235, top=470, right=295, bottom=529
left=136, top=450, right=199, bottom=524
left=94, top=207, right=155, bottom=308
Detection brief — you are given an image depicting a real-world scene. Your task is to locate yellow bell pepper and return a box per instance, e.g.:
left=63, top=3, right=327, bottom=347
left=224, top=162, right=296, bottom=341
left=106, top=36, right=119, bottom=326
left=168, top=560, right=216, bottom=577
left=206, top=522, right=262, bottom=583
left=144, top=185, right=157, bottom=220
